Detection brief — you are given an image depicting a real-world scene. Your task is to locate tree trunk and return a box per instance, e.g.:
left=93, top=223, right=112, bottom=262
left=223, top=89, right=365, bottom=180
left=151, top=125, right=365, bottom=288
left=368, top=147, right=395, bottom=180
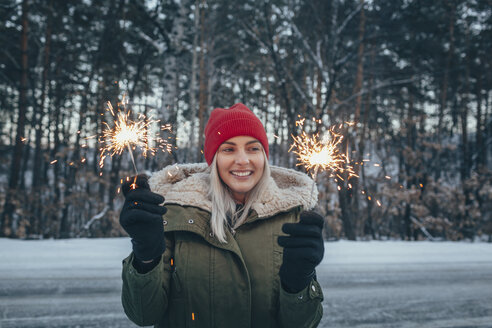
left=353, top=0, right=365, bottom=124
left=1, top=0, right=29, bottom=237
left=460, top=26, right=471, bottom=181
left=436, top=1, right=455, bottom=181
left=92, top=95, right=103, bottom=176
left=328, top=0, right=339, bottom=71
left=30, top=0, right=53, bottom=236
left=484, top=90, right=490, bottom=168
left=476, top=75, right=484, bottom=170
left=188, top=0, right=200, bottom=162
left=338, top=182, right=356, bottom=240
left=403, top=203, right=412, bottom=240
left=32, top=0, right=52, bottom=189
left=359, top=46, right=375, bottom=238
left=338, top=1, right=365, bottom=239
left=438, top=1, right=455, bottom=136
left=197, top=0, right=208, bottom=161
left=321, top=0, right=339, bottom=113
left=262, top=3, right=294, bottom=135
left=51, top=63, right=63, bottom=238
left=408, top=85, right=417, bottom=152
left=315, top=67, right=322, bottom=118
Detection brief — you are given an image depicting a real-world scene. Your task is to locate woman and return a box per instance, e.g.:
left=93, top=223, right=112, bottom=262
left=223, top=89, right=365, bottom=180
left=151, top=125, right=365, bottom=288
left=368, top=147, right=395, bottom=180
left=120, top=103, right=324, bottom=328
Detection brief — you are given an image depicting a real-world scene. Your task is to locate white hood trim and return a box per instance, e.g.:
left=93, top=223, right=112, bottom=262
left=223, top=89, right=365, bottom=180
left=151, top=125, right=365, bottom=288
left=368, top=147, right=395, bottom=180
left=148, top=163, right=317, bottom=218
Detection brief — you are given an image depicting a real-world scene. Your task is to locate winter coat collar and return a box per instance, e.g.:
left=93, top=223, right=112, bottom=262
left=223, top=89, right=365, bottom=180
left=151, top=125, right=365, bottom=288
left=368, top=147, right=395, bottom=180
left=148, top=163, right=317, bottom=218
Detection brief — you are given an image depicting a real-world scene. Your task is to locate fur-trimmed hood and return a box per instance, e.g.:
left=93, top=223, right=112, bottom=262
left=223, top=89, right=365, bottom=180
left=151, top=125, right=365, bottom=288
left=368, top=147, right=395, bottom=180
left=148, top=163, right=317, bottom=218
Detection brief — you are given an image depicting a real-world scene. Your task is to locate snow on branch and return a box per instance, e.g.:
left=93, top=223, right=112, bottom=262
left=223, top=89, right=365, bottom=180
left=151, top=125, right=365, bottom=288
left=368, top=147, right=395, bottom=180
left=410, top=216, right=435, bottom=241
left=288, top=73, right=316, bottom=112
left=83, top=206, right=110, bottom=231
left=333, top=77, right=416, bottom=109
left=240, top=21, right=270, bottom=52
left=272, top=4, right=331, bottom=87
left=136, top=30, right=167, bottom=54
left=336, top=2, right=365, bottom=36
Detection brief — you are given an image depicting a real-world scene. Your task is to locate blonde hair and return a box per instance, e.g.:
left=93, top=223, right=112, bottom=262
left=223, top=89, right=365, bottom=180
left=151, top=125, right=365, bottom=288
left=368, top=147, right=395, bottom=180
left=208, top=150, right=271, bottom=243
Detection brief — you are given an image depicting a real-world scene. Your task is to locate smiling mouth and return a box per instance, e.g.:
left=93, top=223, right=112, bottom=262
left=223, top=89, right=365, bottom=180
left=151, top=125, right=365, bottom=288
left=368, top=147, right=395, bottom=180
left=231, top=171, right=253, bottom=177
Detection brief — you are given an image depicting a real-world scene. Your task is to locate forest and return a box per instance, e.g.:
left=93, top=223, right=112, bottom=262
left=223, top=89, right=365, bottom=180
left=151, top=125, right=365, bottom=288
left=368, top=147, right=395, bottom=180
left=0, top=0, right=491, bottom=241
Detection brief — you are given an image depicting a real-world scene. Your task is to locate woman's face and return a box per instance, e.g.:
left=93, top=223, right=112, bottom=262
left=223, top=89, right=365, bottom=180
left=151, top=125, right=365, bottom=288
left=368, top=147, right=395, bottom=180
left=216, top=135, right=265, bottom=204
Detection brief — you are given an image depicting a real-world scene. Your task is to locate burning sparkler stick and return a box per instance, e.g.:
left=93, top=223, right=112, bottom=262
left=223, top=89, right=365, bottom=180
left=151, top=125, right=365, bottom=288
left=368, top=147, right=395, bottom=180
left=98, top=96, right=172, bottom=186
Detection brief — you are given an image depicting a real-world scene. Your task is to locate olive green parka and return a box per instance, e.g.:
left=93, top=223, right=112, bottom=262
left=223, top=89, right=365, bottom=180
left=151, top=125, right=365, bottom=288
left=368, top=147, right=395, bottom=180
left=121, top=163, right=324, bottom=328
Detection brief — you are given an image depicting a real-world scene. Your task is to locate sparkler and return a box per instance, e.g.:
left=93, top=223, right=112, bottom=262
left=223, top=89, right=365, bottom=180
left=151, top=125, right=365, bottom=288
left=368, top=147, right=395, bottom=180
left=289, top=120, right=359, bottom=200
left=98, top=96, right=172, bottom=180
left=288, top=119, right=392, bottom=208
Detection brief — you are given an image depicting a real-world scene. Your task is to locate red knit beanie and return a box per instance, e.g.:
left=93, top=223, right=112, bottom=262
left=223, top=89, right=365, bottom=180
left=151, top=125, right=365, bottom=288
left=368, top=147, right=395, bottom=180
left=204, top=103, right=269, bottom=165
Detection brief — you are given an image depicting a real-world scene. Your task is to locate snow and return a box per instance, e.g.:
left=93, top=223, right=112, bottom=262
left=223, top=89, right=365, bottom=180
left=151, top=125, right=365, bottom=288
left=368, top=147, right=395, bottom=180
left=0, top=238, right=131, bottom=279
left=1, top=238, right=491, bottom=327
left=325, top=239, right=492, bottom=264
left=3, top=238, right=489, bottom=277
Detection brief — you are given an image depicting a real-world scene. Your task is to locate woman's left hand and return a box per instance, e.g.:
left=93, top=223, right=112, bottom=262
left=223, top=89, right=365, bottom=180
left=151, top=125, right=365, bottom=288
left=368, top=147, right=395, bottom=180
left=277, top=211, right=325, bottom=293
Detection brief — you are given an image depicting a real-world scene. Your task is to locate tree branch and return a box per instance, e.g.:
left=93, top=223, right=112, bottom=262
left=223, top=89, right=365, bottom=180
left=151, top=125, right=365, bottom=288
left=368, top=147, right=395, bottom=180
left=336, top=1, right=364, bottom=36
left=135, top=29, right=167, bottom=54
left=273, top=4, right=331, bottom=87
left=333, top=77, right=416, bottom=110
left=410, top=215, right=435, bottom=241
left=83, top=206, right=109, bottom=231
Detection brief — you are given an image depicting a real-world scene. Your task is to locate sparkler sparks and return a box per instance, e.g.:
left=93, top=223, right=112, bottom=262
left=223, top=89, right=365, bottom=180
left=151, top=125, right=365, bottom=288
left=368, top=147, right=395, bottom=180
left=289, top=119, right=391, bottom=208
left=289, top=124, right=358, bottom=181
left=289, top=119, right=360, bottom=204
left=98, top=98, right=173, bottom=175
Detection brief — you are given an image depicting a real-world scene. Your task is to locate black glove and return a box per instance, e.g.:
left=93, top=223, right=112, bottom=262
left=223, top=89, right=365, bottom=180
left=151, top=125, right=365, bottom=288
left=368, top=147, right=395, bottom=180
left=120, top=175, right=167, bottom=263
left=278, top=211, right=325, bottom=293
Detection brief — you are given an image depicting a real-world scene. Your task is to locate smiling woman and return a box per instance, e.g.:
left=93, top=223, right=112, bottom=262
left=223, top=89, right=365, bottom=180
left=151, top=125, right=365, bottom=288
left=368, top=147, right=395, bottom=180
left=119, top=103, right=325, bottom=328
left=210, top=136, right=269, bottom=242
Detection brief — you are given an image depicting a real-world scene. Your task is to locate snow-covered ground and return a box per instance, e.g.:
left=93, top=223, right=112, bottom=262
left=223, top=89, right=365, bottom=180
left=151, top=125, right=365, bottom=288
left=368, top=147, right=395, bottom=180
left=0, top=238, right=491, bottom=327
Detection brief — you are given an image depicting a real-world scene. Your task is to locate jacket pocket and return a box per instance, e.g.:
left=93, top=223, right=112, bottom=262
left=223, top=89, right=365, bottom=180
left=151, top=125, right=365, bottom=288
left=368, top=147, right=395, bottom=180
left=172, top=269, right=182, bottom=294
left=272, top=232, right=284, bottom=300
left=272, top=233, right=283, bottom=267
left=168, top=238, right=189, bottom=327
left=171, top=237, right=188, bottom=297
left=168, top=268, right=189, bottom=327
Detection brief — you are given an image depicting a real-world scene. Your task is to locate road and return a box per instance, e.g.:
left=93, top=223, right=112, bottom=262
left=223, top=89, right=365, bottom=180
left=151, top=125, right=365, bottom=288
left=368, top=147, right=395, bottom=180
left=0, top=239, right=491, bottom=327
left=318, top=262, right=492, bottom=327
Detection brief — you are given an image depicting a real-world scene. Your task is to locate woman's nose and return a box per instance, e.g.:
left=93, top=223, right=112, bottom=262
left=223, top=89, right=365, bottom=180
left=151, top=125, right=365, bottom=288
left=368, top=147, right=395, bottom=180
left=234, top=150, right=249, bottom=164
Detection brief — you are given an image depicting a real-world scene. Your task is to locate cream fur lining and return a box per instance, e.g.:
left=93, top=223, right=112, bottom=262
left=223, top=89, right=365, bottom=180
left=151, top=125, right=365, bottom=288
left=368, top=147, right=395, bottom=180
left=148, top=163, right=317, bottom=218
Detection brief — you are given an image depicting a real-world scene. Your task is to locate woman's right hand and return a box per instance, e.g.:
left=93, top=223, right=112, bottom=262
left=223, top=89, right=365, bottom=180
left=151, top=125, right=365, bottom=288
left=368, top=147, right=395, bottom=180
left=277, top=211, right=325, bottom=293
left=120, top=175, right=167, bottom=262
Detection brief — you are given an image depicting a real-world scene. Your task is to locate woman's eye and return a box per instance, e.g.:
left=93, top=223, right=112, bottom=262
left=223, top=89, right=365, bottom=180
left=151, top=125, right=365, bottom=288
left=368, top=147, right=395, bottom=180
left=249, top=147, right=260, bottom=152
left=222, top=148, right=233, bottom=152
